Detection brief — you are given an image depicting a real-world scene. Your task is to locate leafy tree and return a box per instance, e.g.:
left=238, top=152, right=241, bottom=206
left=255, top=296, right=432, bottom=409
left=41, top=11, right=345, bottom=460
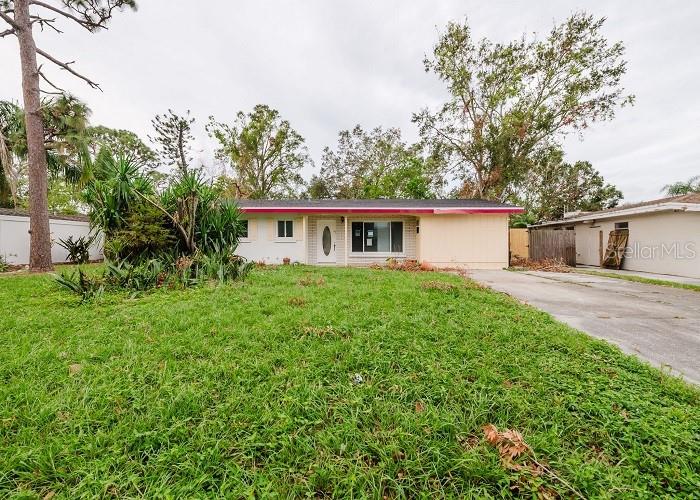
left=47, top=178, right=81, bottom=214
left=1, top=96, right=91, bottom=209
left=87, top=125, right=157, bottom=169
left=1, top=0, right=137, bottom=270
left=0, top=100, right=24, bottom=207
left=414, top=12, right=633, bottom=201
left=305, top=174, right=333, bottom=199
left=316, top=125, right=444, bottom=199
left=509, top=212, right=537, bottom=228
left=662, top=175, right=700, bottom=196
left=207, top=104, right=310, bottom=199
left=41, top=94, right=92, bottom=184
left=513, top=148, right=622, bottom=222
left=149, top=109, right=195, bottom=175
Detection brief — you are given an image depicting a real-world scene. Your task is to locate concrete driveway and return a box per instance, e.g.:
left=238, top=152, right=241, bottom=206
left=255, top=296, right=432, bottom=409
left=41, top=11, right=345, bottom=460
left=470, top=270, right=700, bottom=385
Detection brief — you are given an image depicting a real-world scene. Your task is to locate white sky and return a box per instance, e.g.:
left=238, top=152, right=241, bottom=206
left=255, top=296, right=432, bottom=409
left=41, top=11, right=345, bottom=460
left=2, top=0, right=698, bottom=202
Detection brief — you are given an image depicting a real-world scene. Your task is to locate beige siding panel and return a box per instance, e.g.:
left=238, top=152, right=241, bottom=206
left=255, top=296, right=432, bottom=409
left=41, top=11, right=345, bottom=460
left=248, top=219, right=258, bottom=240
left=294, top=218, right=303, bottom=241
left=574, top=211, right=700, bottom=278
left=418, top=214, right=509, bottom=269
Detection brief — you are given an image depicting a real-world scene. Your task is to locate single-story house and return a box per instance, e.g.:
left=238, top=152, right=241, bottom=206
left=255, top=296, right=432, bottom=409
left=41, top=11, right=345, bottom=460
left=531, top=193, right=700, bottom=278
left=234, top=199, right=522, bottom=269
left=0, top=208, right=102, bottom=265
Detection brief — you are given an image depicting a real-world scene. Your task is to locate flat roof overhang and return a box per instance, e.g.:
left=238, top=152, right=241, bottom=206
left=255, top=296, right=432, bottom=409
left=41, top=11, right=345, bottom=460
left=239, top=207, right=524, bottom=215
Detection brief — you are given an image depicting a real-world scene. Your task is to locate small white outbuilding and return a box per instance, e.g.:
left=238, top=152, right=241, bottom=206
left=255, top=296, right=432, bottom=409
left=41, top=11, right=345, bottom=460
left=532, top=193, right=700, bottom=279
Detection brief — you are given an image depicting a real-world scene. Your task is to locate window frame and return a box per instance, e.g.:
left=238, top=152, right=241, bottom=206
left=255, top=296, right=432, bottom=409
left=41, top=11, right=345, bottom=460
left=239, top=219, right=250, bottom=240
left=276, top=219, right=294, bottom=239
left=614, top=221, right=629, bottom=231
left=349, top=219, right=405, bottom=256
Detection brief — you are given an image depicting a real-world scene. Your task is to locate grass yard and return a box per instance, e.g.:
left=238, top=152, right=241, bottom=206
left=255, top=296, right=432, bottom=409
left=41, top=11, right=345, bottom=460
left=1, top=265, right=699, bottom=497
left=576, top=269, right=700, bottom=292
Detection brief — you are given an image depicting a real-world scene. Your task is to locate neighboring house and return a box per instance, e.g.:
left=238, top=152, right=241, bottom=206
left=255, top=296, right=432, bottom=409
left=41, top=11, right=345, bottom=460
left=531, top=193, right=700, bottom=278
left=0, top=209, right=102, bottom=265
left=235, top=199, right=523, bottom=269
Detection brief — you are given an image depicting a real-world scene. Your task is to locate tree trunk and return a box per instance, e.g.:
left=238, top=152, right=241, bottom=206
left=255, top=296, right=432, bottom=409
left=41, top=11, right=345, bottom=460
left=15, top=0, right=53, bottom=271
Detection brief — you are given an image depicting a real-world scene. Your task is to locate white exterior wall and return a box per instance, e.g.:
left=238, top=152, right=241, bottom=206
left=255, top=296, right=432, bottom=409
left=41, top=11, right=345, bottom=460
left=236, top=215, right=306, bottom=264
left=0, top=214, right=103, bottom=265
left=236, top=212, right=509, bottom=269
left=574, top=211, right=700, bottom=278
left=306, top=215, right=418, bottom=266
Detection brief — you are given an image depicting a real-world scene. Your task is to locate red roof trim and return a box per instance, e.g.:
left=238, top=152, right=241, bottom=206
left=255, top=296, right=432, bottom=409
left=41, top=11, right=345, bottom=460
left=240, top=207, right=523, bottom=214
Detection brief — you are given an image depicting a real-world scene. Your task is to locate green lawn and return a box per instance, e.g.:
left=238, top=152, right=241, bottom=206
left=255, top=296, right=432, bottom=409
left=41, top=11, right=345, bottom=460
left=576, top=269, right=700, bottom=292
left=1, top=266, right=698, bottom=498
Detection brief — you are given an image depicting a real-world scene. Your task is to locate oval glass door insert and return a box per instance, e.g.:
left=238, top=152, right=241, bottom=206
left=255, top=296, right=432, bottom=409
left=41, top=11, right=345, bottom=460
left=322, top=226, right=332, bottom=256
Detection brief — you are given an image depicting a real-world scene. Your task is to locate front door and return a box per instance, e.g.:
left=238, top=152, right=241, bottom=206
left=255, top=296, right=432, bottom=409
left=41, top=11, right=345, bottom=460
left=317, top=219, right=336, bottom=263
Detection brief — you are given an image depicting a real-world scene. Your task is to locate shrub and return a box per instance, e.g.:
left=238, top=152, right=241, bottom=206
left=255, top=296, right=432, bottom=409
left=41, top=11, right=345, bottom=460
left=104, top=205, right=176, bottom=262
left=59, top=154, right=254, bottom=299
left=56, top=234, right=96, bottom=264
left=0, top=255, right=8, bottom=273
left=55, top=268, right=104, bottom=302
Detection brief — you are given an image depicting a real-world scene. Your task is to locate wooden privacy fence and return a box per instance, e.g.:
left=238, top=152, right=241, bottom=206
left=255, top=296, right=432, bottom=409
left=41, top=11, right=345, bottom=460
left=529, top=229, right=576, bottom=266
left=509, top=228, right=529, bottom=259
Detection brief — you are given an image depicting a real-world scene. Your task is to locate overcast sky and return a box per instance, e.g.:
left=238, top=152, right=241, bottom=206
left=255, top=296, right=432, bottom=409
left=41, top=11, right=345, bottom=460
left=2, top=0, right=698, bottom=202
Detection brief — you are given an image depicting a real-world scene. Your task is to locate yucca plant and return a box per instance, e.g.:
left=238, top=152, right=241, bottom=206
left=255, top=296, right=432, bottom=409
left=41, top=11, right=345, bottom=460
left=55, top=268, right=104, bottom=302
left=66, top=155, right=254, bottom=300
left=56, top=234, right=96, bottom=264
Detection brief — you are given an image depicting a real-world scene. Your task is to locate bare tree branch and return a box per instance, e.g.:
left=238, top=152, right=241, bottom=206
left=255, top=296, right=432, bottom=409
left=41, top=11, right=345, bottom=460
left=36, top=47, right=102, bottom=91
left=0, top=26, right=15, bottom=37
left=31, top=15, right=63, bottom=33
left=0, top=9, right=19, bottom=29
left=37, top=64, right=66, bottom=94
left=29, top=0, right=105, bottom=30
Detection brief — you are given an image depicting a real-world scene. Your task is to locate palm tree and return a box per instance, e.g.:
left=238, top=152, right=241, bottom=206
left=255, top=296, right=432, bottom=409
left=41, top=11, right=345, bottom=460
left=0, top=101, right=25, bottom=208
left=0, top=96, right=92, bottom=208
left=662, top=175, right=700, bottom=196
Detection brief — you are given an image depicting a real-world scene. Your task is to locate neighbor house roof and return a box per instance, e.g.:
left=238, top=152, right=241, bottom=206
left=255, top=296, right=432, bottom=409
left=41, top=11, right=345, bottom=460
left=531, top=193, right=700, bottom=227
left=0, top=208, right=90, bottom=222
left=235, top=198, right=523, bottom=214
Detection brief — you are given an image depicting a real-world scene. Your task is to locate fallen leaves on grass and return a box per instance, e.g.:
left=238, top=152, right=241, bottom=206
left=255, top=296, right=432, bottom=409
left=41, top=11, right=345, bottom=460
left=510, top=257, right=571, bottom=273
left=415, top=401, right=425, bottom=413
left=483, top=424, right=584, bottom=499
left=421, top=280, right=457, bottom=291
left=370, top=258, right=435, bottom=272
left=299, top=325, right=348, bottom=339
left=297, top=276, right=325, bottom=287
left=457, top=434, right=481, bottom=450
left=483, top=424, right=529, bottom=462
left=287, top=296, right=307, bottom=307
left=68, top=363, right=82, bottom=375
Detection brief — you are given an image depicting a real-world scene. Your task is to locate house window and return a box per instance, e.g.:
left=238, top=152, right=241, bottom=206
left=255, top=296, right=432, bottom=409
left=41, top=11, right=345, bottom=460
left=615, top=222, right=629, bottom=230
left=351, top=221, right=403, bottom=253
left=277, top=220, right=293, bottom=238
left=239, top=220, right=249, bottom=238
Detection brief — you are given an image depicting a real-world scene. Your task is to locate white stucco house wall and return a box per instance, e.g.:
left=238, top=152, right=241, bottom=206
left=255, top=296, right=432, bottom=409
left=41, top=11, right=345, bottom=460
left=531, top=193, right=700, bottom=279
left=234, top=199, right=523, bottom=269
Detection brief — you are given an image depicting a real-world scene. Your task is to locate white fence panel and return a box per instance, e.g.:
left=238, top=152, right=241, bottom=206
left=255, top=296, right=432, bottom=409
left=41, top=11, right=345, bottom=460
left=0, top=213, right=103, bottom=265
